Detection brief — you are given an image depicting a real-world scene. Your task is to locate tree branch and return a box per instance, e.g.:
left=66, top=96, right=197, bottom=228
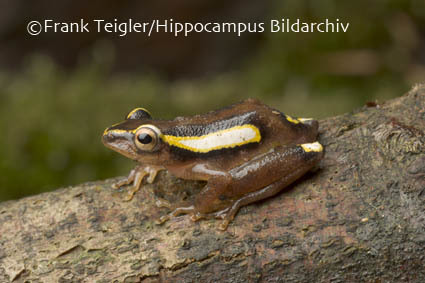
left=1, top=85, right=424, bottom=282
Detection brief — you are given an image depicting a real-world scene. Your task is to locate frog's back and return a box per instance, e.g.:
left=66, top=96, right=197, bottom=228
left=169, top=98, right=317, bottom=141
left=157, top=99, right=319, bottom=166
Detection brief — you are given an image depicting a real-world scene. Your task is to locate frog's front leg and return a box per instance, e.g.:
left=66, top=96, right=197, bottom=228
left=112, top=164, right=165, bottom=201
left=158, top=163, right=233, bottom=223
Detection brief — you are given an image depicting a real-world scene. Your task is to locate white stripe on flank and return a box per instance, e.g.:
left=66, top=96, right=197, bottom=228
left=162, top=125, right=261, bottom=153
left=180, top=127, right=257, bottom=150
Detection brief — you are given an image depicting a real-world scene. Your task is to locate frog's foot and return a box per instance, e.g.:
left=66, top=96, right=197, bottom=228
left=213, top=208, right=232, bottom=231
left=112, top=168, right=137, bottom=189
left=158, top=205, right=206, bottom=224
left=123, top=168, right=148, bottom=201
left=113, top=165, right=166, bottom=201
left=213, top=200, right=245, bottom=230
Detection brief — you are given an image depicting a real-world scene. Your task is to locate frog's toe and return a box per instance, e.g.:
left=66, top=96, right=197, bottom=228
left=158, top=214, right=170, bottom=224
left=213, top=207, right=230, bottom=220
left=123, top=192, right=135, bottom=202
left=111, top=182, right=123, bottom=189
left=157, top=207, right=199, bottom=225
left=155, top=198, right=171, bottom=208
left=218, top=219, right=230, bottom=231
left=112, top=177, right=133, bottom=189
left=190, top=212, right=204, bottom=222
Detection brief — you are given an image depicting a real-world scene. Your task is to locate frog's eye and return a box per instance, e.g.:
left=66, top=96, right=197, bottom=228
left=134, top=126, right=160, bottom=151
left=126, top=108, right=152, bottom=120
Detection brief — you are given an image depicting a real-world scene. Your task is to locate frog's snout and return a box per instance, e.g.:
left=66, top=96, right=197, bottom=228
left=102, top=128, right=113, bottom=143
left=102, top=128, right=124, bottom=147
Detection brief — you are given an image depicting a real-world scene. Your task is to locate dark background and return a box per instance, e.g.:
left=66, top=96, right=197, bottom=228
left=1, top=0, right=424, bottom=201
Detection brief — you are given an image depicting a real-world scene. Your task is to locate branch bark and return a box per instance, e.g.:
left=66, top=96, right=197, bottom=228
left=1, top=85, right=424, bottom=283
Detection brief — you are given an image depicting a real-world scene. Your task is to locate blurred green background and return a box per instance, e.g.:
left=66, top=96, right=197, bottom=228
left=0, top=0, right=424, bottom=201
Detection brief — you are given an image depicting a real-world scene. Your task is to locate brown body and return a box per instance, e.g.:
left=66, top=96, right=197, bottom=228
left=102, top=99, right=324, bottom=230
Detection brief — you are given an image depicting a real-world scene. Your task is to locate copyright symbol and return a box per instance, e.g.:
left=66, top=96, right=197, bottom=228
left=27, top=21, right=42, bottom=35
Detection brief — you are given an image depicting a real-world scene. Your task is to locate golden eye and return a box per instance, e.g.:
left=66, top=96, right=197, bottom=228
left=134, top=127, right=158, bottom=151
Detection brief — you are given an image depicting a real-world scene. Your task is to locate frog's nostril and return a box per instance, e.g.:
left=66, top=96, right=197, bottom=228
left=102, top=130, right=113, bottom=142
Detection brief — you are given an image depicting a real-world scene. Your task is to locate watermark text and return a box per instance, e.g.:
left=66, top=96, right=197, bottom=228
left=27, top=18, right=350, bottom=37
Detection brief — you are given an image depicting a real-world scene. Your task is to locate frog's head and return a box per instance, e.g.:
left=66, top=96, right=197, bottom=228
left=102, top=108, right=166, bottom=164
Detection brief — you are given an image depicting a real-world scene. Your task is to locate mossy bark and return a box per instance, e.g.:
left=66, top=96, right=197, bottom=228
left=1, top=85, right=424, bottom=283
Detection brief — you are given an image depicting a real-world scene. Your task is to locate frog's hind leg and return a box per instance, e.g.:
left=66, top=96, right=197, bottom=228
left=216, top=174, right=300, bottom=230
left=216, top=142, right=324, bottom=230
left=158, top=177, right=292, bottom=230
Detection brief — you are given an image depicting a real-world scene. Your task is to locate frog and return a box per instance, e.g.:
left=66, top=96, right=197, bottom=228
left=102, top=98, right=324, bottom=230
